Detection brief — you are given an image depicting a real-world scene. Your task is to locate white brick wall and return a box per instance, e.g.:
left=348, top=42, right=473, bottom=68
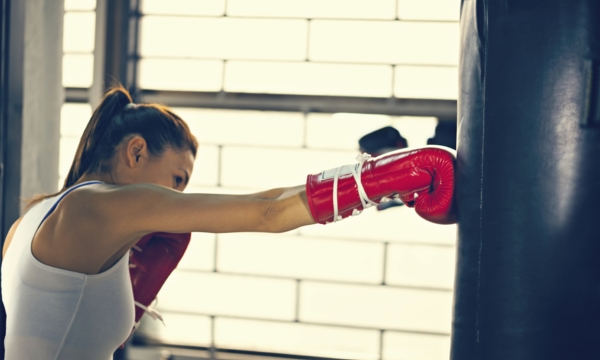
left=138, top=59, right=223, bottom=91
left=58, top=103, right=458, bottom=359
left=397, top=0, right=461, bottom=21
left=217, top=233, right=385, bottom=284
left=309, top=20, right=459, bottom=66
left=226, top=0, right=397, bottom=20
left=157, top=271, right=297, bottom=320
left=299, top=206, right=457, bottom=245
left=177, top=232, right=216, bottom=271
left=215, top=318, right=381, bottom=360
left=394, top=66, right=459, bottom=100
left=61, top=2, right=460, bottom=358
left=299, top=281, right=452, bottom=333
left=224, top=61, right=394, bottom=97
left=137, top=2, right=459, bottom=101
left=189, top=144, right=220, bottom=187
left=175, top=108, right=305, bottom=148
left=386, top=244, right=456, bottom=289
left=141, top=0, right=226, bottom=16
left=140, top=17, right=308, bottom=61
left=306, top=113, right=392, bottom=150
left=382, top=331, right=451, bottom=360
left=220, top=146, right=358, bottom=188
left=139, top=313, right=212, bottom=347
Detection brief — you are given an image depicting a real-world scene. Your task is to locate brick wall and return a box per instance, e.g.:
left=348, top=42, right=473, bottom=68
left=59, top=1, right=460, bottom=358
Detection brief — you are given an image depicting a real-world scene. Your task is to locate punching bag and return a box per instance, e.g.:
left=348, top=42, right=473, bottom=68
left=454, top=0, right=600, bottom=359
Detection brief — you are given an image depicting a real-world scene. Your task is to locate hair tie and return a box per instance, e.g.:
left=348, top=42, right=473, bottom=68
left=125, top=103, right=137, bottom=110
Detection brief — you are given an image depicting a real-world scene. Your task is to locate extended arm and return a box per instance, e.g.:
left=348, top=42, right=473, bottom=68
left=88, top=182, right=314, bottom=239
left=83, top=146, right=455, bottom=248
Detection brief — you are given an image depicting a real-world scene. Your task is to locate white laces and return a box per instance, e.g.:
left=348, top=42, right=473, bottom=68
left=129, top=245, right=166, bottom=331
left=135, top=299, right=165, bottom=325
left=330, top=153, right=379, bottom=223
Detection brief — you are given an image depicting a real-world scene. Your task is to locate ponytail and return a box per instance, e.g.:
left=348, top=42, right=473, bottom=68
left=64, top=85, right=132, bottom=189
left=25, top=85, right=198, bottom=209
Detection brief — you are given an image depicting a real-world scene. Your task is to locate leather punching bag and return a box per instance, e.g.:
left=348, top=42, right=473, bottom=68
left=454, top=0, right=600, bottom=359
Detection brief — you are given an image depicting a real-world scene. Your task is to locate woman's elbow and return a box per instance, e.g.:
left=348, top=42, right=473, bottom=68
left=258, top=200, right=290, bottom=233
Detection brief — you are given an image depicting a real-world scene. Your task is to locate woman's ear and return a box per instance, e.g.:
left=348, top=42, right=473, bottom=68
left=125, top=136, right=148, bottom=168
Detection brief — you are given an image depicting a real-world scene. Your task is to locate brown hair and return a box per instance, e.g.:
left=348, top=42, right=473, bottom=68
left=27, top=85, right=198, bottom=208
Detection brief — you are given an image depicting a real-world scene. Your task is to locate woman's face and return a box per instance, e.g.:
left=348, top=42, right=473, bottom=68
left=138, top=148, right=195, bottom=191
left=114, top=136, right=195, bottom=191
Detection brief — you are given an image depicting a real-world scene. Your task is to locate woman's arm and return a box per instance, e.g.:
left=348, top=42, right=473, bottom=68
left=84, top=183, right=314, bottom=241
left=74, top=146, right=456, bottom=251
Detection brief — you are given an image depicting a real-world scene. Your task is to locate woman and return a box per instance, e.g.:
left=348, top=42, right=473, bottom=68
left=2, top=86, right=455, bottom=359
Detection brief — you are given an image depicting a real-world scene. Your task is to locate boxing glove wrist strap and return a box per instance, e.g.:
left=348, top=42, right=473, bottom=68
left=331, top=153, right=379, bottom=223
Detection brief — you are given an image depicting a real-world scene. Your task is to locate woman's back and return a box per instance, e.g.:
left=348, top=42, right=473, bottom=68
left=2, top=182, right=134, bottom=360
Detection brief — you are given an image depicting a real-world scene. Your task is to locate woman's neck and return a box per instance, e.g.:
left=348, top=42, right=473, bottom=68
left=76, top=172, right=114, bottom=185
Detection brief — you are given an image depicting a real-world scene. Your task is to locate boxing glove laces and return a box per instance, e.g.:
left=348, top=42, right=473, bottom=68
left=121, top=232, right=191, bottom=346
left=306, top=146, right=456, bottom=225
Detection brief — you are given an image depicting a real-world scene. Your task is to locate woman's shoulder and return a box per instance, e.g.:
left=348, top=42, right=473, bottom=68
left=32, top=183, right=130, bottom=274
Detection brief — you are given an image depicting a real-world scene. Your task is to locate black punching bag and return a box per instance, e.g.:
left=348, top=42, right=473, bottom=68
left=454, top=0, right=600, bottom=359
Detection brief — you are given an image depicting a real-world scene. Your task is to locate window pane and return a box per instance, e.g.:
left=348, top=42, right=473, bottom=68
left=138, top=58, right=223, bottom=91
left=310, top=20, right=459, bottom=66
left=172, top=108, right=305, bottom=147
left=141, top=0, right=225, bottom=16
left=227, top=0, right=396, bottom=20
left=60, top=103, right=91, bottom=138
left=398, top=0, right=461, bottom=21
left=391, top=116, right=438, bottom=147
left=140, top=17, right=307, bottom=61
left=63, top=12, right=96, bottom=52
left=306, top=113, right=392, bottom=150
left=62, top=53, right=94, bottom=87
left=59, top=137, right=78, bottom=179
left=64, top=0, right=96, bottom=11
left=394, top=66, right=458, bottom=100
left=225, top=61, right=393, bottom=97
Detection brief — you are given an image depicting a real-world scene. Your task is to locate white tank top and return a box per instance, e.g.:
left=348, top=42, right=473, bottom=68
left=2, top=181, right=135, bottom=360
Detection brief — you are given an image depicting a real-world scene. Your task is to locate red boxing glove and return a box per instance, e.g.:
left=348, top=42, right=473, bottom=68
left=121, top=232, right=191, bottom=346
left=306, top=146, right=456, bottom=225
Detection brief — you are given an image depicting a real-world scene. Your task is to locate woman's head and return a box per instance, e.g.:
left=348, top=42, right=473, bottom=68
left=65, top=85, right=198, bottom=191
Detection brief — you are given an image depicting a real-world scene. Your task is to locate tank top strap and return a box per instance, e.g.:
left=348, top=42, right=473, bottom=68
left=41, top=181, right=104, bottom=223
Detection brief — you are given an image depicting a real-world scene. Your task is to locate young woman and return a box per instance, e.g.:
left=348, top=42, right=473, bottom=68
left=1, top=86, right=455, bottom=359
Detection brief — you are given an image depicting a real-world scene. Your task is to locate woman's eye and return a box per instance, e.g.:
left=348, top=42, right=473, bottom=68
left=174, top=176, right=183, bottom=186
